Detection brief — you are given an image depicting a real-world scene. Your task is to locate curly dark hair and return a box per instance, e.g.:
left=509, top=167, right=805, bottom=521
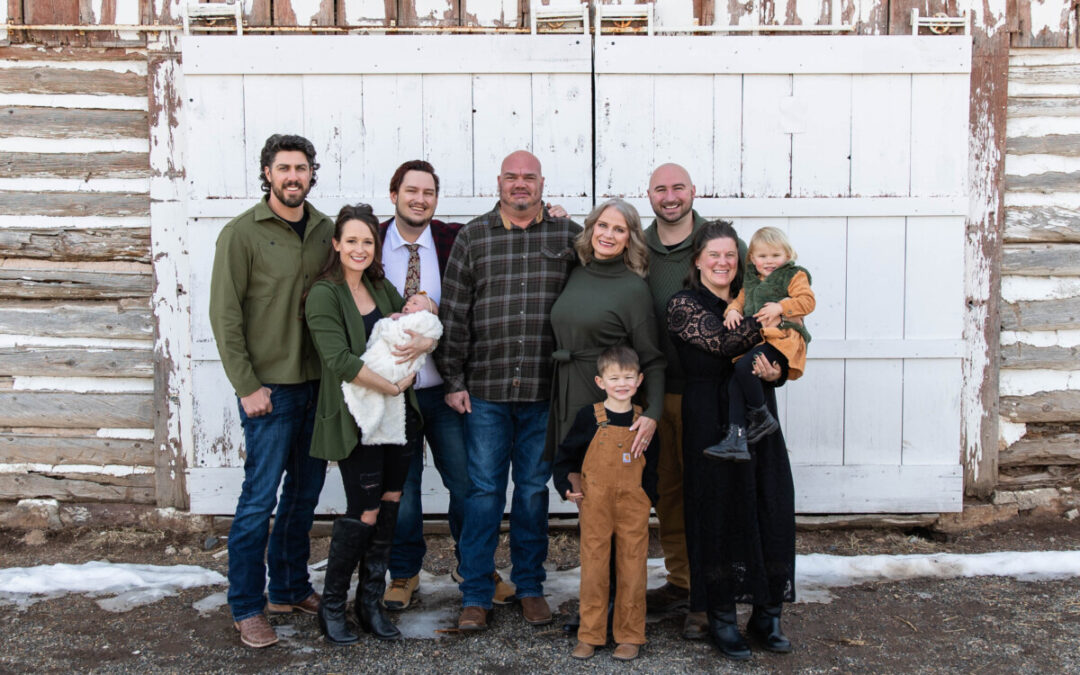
left=259, top=134, right=319, bottom=194
left=389, top=160, right=440, bottom=195
left=684, top=219, right=743, bottom=299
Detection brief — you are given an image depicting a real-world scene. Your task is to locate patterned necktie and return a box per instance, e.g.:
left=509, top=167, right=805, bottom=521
left=404, top=243, right=421, bottom=297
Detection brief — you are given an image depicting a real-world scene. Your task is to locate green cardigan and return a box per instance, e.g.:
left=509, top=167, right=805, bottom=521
left=305, top=275, right=420, bottom=461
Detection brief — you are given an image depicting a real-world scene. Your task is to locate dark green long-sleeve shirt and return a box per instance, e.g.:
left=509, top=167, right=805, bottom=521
left=208, top=197, right=333, bottom=398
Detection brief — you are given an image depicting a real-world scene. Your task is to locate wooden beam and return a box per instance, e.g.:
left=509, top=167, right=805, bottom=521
left=1008, top=97, right=1080, bottom=118
left=1000, top=433, right=1080, bottom=467
left=0, top=433, right=154, bottom=466
left=997, top=466, right=1080, bottom=489
left=1001, top=390, right=1080, bottom=423
left=1001, top=343, right=1080, bottom=370
left=0, top=472, right=154, bottom=503
left=1005, top=206, right=1080, bottom=243
left=0, top=106, right=148, bottom=139
left=0, top=302, right=152, bottom=339
left=1002, top=243, right=1080, bottom=276
left=1005, top=171, right=1080, bottom=192
left=0, top=346, right=152, bottom=377
left=0, top=227, right=150, bottom=262
left=1006, top=134, right=1080, bottom=157
left=0, top=66, right=145, bottom=96
left=0, top=268, right=151, bottom=300
left=0, top=191, right=149, bottom=217
left=1009, top=63, right=1080, bottom=88
left=1000, top=296, right=1080, bottom=331
left=1010, top=0, right=1074, bottom=47
left=0, top=391, right=152, bottom=428
left=0, top=152, right=150, bottom=179
left=0, top=45, right=146, bottom=60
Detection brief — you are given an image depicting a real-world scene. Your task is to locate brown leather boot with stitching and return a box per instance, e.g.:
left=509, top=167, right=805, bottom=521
left=233, top=614, right=279, bottom=648
left=457, top=606, right=490, bottom=631
left=267, top=592, right=320, bottom=616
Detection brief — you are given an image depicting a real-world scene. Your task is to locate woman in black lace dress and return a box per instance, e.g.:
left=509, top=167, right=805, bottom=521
left=665, top=220, right=795, bottom=661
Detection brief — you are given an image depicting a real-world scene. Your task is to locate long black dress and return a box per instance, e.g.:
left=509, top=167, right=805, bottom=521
left=666, top=286, right=796, bottom=612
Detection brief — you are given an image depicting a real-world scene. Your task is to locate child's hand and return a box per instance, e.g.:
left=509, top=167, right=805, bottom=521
left=754, top=302, right=783, bottom=327
left=723, top=310, right=743, bottom=329
left=564, top=489, right=584, bottom=507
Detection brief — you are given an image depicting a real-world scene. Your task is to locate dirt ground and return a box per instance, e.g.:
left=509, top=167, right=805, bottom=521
left=1, top=514, right=1079, bottom=674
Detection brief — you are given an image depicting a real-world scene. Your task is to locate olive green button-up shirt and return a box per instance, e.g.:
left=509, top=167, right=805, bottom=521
left=209, top=197, right=333, bottom=398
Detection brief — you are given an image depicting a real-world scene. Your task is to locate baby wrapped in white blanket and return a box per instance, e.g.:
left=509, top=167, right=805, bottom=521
left=341, top=294, right=442, bottom=445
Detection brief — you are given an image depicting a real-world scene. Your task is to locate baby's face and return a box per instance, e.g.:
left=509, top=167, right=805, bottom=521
left=402, top=294, right=429, bottom=314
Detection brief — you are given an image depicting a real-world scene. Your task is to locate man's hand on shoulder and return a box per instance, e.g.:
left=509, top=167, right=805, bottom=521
left=240, top=386, right=273, bottom=417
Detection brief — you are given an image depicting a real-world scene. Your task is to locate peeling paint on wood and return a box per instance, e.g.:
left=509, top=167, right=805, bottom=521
left=0, top=191, right=149, bottom=217
left=0, top=227, right=150, bottom=261
left=1002, top=243, right=1080, bottom=275
left=1007, top=134, right=1080, bottom=156
left=0, top=346, right=152, bottom=377
left=0, top=107, right=148, bottom=138
left=1002, top=390, right=1080, bottom=423
left=1001, top=343, right=1080, bottom=370
left=1001, top=296, right=1080, bottom=331
left=0, top=152, right=150, bottom=179
left=0, top=472, right=155, bottom=502
left=1005, top=206, right=1080, bottom=242
left=1012, top=0, right=1073, bottom=48
left=0, top=391, right=152, bottom=427
left=0, top=302, right=152, bottom=339
left=0, top=434, right=154, bottom=466
left=0, top=268, right=152, bottom=300
left=0, top=67, right=146, bottom=96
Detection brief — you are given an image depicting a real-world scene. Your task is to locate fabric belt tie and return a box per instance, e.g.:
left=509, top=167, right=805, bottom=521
left=551, top=345, right=606, bottom=421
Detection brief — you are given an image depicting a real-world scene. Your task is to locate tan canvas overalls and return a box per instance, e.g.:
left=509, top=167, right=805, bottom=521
left=578, top=402, right=651, bottom=646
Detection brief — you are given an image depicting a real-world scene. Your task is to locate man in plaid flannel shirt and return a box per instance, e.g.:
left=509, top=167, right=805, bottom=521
left=436, top=150, right=581, bottom=631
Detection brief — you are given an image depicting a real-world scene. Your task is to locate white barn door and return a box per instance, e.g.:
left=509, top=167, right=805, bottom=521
left=595, top=36, right=970, bottom=513
left=181, top=35, right=593, bottom=514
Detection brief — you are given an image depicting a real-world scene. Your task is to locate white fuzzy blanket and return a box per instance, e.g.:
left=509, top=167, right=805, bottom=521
left=341, top=309, right=443, bottom=445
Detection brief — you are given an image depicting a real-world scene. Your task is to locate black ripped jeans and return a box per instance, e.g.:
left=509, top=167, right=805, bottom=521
left=337, top=406, right=421, bottom=516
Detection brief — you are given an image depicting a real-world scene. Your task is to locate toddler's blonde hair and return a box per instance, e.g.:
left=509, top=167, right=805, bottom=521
left=748, top=226, right=797, bottom=263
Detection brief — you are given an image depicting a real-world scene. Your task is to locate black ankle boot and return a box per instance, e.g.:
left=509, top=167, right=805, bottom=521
left=746, top=404, right=780, bottom=444
left=703, top=426, right=751, bottom=462
left=319, top=517, right=371, bottom=645
left=707, top=606, right=751, bottom=661
left=356, top=501, right=402, bottom=640
left=748, top=604, right=791, bottom=653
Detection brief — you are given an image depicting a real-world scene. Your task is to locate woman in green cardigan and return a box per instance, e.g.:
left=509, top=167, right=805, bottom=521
left=304, top=204, right=433, bottom=645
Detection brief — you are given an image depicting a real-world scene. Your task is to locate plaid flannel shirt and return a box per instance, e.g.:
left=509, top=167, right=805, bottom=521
left=436, top=202, right=581, bottom=402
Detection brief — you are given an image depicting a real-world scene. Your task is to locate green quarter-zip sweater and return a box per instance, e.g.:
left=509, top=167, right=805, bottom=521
left=209, top=197, right=333, bottom=398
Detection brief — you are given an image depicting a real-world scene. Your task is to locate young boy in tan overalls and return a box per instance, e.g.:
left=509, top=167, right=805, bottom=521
left=553, top=345, right=659, bottom=662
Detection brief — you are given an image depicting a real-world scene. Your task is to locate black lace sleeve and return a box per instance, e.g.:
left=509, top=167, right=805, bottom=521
left=666, top=292, right=763, bottom=359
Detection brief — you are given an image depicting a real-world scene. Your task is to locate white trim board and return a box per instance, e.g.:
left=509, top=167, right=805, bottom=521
left=182, top=35, right=592, bottom=75
left=186, top=464, right=963, bottom=515
left=595, top=36, right=972, bottom=74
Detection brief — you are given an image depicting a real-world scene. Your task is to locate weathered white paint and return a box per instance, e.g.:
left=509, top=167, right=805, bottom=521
left=0, top=463, right=154, bottom=475
left=0, top=1, right=7, bottom=42
left=1010, top=48, right=1080, bottom=66
left=0, top=179, right=150, bottom=193
left=1006, top=191, right=1080, bottom=208
left=999, top=418, right=1028, bottom=447
left=1005, top=154, right=1080, bottom=176
left=1001, top=330, right=1080, bottom=347
left=0, top=216, right=150, bottom=230
left=285, top=0, right=324, bottom=25
left=0, top=94, right=148, bottom=111
left=467, top=0, right=519, bottom=27
left=0, top=258, right=147, bottom=272
left=1027, top=0, right=1073, bottom=37
left=0, top=138, right=150, bottom=154
left=0, top=335, right=152, bottom=349
left=342, top=0, right=388, bottom=25
left=11, top=376, right=153, bottom=393
left=1006, top=117, right=1080, bottom=138
left=97, top=428, right=156, bottom=440
left=0, top=60, right=147, bottom=75
left=999, top=369, right=1080, bottom=396
left=1001, top=276, right=1080, bottom=302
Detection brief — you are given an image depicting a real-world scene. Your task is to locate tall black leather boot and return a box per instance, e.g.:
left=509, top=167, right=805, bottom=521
left=746, top=404, right=780, bottom=444
left=748, top=603, right=792, bottom=653
left=356, top=500, right=403, bottom=640
left=318, top=517, right=371, bottom=645
left=703, top=426, right=751, bottom=462
left=707, top=605, right=751, bottom=661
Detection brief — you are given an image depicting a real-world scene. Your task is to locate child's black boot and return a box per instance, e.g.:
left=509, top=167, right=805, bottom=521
left=746, top=404, right=780, bottom=444
left=702, top=426, right=751, bottom=462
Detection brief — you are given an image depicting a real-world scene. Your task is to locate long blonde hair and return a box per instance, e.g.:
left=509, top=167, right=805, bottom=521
left=574, top=198, right=649, bottom=278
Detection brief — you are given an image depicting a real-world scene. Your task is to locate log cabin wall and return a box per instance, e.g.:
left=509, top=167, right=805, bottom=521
left=999, top=0, right=1080, bottom=500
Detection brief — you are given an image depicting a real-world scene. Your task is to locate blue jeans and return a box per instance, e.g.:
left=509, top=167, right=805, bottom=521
left=389, top=386, right=471, bottom=579
left=458, top=396, right=551, bottom=608
left=227, top=381, right=327, bottom=621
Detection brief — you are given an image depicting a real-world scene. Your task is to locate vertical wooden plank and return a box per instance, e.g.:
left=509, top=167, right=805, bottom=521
left=905, top=216, right=963, bottom=340
left=339, top=0, right=392, bottom=26
left=402, top=0, right=459, bottom=26
left=461, top=0, right=519, bottom=27
left=187, top=218, right=226, bottom=354
left=595, top=74, right=653, bottom=198
left=654, top=75, right=714, bottom=197
left=471, top=74, right=532, bottom=198
left=149, top=0, right=190, bottom=508
left=787, top=217, right=846, bottom=340
left=888, top=0, right=955, bottom=36
left=360, top=74, right=424, bottom=200
left=25, top=0, right=82, bottom=44
left=845, top=359, right=903, bottom=464
left=902, top=359, right=962, bottom=465
left=422, top=74, right=474, bottom=198
left=849, top=0, right=890, bottom=35
left=185, top=75, right=247, bottom=199
left=741, top=74, right=791, bottom=198
left=790, top=74, right=851, bottom=197
left=653, top=0, right=698, bottom=27
left=0, top=0, right=9, bottom=42
left=243, top=75, right=305, bottom=199
left=302, top=75, right=366, bottom=199
left=786, top=360, right=846, bottom=465
left=1011, top=0, right=1072, bottom=47
left=712, top=74, right=742, bottom=198
left=274, top=0, right=335, bottom=25
left=191, top=360, right=244, bottom=468
left=531, top=74, right=591, bottom=200
left=851, top=74, right=911, bottom=197
left=910, top=74, right=968, bottom=197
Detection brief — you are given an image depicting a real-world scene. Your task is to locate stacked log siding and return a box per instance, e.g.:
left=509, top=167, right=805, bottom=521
left=0, top=46, right=154, bottom=505
left=1000, top=48, right=1080, bottom=492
